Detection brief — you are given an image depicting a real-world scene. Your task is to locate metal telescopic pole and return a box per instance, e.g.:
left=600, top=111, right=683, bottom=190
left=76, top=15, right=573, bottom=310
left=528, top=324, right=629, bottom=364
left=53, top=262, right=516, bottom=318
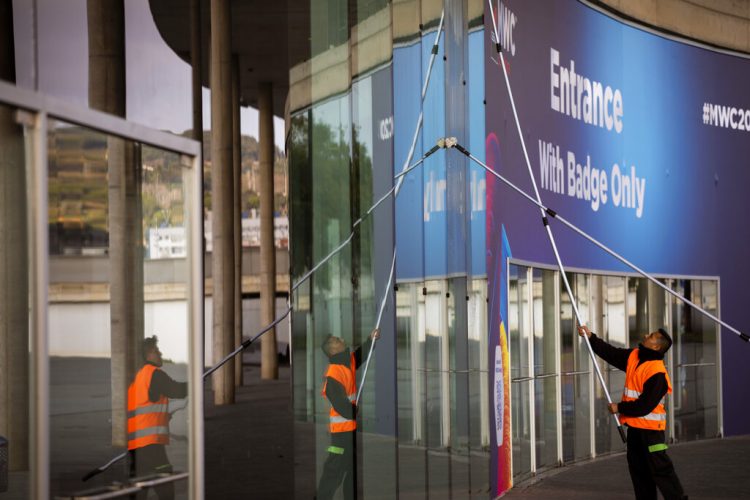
left=496, top=49, right=625, bottom=442
left=455, top=129, right=749, bottom=443
left=394, top=11, right=445, bottom=198
left=356, top=250, right=397, bottom=405
left=352, top=12, right=446, bottom=403
left=461, top=147, right=749, bottom=344
left=485, top=3, right=626, bottom=440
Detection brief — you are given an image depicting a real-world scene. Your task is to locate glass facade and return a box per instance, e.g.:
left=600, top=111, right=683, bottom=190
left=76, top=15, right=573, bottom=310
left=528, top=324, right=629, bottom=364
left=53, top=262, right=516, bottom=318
left=47, top=120, right=193, bottom=497
left=289, top=0, right=489, bottom=497
left=0, top=17, right=203, bottom=495
left=507, top=262, right=722, bottom=480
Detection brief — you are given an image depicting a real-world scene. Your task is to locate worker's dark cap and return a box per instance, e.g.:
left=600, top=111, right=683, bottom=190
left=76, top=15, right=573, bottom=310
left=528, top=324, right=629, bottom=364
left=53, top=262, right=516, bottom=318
left=321, top=335, right=333, bottom=357
left=657, top=328, right=673, bottom=352
left=142, top=336, right=159, bottom=359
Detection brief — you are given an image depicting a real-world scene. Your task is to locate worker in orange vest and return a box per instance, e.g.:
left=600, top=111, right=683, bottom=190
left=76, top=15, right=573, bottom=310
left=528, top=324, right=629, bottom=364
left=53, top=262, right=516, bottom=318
left=128, top=336, right=187, bottom=499
left=316, top=328, right=380, bottom=500
left=578, top=325, right=687, bottom=500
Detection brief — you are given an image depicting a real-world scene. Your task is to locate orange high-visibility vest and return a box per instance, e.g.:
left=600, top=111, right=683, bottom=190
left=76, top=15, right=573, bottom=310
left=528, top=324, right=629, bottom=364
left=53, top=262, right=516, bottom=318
left=127, top=364, right=170, bottom=450
left=321, top=353, right=357, bottom=433
left=619, top=349, right=672, bottom=431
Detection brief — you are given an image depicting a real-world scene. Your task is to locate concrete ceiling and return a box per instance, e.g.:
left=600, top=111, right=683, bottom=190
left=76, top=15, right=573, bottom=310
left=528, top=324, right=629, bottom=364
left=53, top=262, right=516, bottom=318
left=148, top=0, right=311, bottom=118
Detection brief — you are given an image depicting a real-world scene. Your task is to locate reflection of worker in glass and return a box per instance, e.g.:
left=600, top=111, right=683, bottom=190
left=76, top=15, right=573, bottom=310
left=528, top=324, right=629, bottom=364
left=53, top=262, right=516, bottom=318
left=317, top=329, right=379, bottom=500
left=128, top=336, right=187, bottom=499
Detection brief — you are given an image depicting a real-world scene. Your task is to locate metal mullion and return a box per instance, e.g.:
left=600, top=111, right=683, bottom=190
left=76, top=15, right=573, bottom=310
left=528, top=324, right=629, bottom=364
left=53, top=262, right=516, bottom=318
left=554, top=270, right=562, bottom=466
left=589, top=274, right=596, bottom=459
left=440, top=280, right=450, bottom=447
left=411, top=284, right=422, bottom=441
left=716, top=278, right=723, bottom=437
left=506, top=259, right=514, bottom=480
left=665, top=279, right=675, bottom=443
left=28, top=110, right=50, bottom=500
left=0, top=80, right=200, bottom=157
left=526, top=267, right=536, bottom=474
left=187, top=155, right=204, bottom=499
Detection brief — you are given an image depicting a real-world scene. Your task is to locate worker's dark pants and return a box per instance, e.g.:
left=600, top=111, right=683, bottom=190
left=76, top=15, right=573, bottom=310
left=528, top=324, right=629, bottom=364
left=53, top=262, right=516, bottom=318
left=626, top=426, right=687, bottom=500
left=317, top=431, right=355, bottom=500
left=129, top=444, right=174, bottom=500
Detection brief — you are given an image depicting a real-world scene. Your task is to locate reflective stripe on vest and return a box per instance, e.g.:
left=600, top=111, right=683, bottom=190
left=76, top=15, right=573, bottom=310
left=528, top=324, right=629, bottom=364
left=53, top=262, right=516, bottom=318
left=128, top=426, right=170, bottom=440
left=330, top=415, right=353, bottom=424
left=127, top=402, right=168, bottom=418
left=322, top=353, right=357, bottom=433
left=127, top=364, right=170, bottom=450
left=640, top=413, right=666, bottom=422
left=619, top=349, right=672, bottom=431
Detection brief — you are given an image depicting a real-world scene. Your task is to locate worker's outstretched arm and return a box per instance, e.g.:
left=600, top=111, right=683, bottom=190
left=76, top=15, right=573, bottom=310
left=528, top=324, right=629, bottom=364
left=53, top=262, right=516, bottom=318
left=577, top=325, right=631, bottom=371
left=353, top=328, right=380, bottom=368
left=149, top=369, right=188, bottom=402
left=325, top=377, right=356, bottom=419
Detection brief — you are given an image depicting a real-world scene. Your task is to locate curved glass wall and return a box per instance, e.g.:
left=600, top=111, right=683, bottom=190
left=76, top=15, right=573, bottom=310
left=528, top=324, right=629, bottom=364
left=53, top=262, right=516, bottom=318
left=289, top=0, right=490, bottom=498
left=0, top=78, right=203, bottom=499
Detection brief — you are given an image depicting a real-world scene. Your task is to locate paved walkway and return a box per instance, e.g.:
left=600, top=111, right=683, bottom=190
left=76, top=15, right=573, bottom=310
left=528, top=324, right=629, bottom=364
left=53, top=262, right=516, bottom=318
left=208, top=365, right=750, bottom=499
left=503, top=435, right=750, bottom=499
left=204, top=363, right=293, bottom=499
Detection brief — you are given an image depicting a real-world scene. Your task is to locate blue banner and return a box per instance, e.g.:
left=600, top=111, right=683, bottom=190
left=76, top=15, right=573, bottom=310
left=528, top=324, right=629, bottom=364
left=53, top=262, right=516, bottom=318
left=485, top=0, right=750, bottom=444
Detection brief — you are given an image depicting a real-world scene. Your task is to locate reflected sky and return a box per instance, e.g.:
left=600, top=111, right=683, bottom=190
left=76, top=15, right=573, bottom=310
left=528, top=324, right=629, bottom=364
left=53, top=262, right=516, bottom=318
left=13, top=0, right=284, bottom=147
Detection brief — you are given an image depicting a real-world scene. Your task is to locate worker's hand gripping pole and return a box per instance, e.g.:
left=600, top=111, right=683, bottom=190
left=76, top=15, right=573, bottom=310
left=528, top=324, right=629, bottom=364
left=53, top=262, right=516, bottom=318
left=356, top=249, right=397, bottom=406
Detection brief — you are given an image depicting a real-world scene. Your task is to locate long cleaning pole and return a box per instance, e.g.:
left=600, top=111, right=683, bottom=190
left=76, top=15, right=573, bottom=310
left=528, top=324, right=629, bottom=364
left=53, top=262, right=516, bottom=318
left=355, top=250, right=397, bottom=405
left=486, top=3, right=625, bottom=441
left=352, top=12, right=446, bottom=403
left=455, top=144, right=749, bottom=344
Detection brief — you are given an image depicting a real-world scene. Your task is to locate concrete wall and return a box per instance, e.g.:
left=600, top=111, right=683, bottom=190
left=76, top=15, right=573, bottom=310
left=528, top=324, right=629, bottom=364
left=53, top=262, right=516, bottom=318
left=48, top=247, right=290, bottom=302
left=48, top=296, right=291, bottom=364
left=596, top=0, right=750, bottom=53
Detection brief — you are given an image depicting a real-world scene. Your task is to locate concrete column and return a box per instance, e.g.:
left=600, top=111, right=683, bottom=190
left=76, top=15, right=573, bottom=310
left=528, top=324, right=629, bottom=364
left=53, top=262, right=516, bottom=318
left=258, top=82, right=278, bottom=380
left=88, top=0, right=144, bottom=447
left=190, top=0, right=203, bottom=143
left=190, top=0, right=206, bottom=375
left=232, top=56, right=243, bottom=387
left=210, top=0, right=235, bottom=404
left=0, top=4, right=30, bottom=469
left=88, top=0, right=125, bottom=116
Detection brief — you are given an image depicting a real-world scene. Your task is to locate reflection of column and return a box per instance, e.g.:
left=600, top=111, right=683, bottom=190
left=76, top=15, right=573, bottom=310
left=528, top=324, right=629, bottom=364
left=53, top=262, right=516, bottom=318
left=259, top=82, right=278, bottom=379
left=232, top=56, right=243, bottom=387
left=636, top=279, right=649, bottom=336
left=0, top=7, right=30, bottom=468
left=210, top=0, right=235, bottom=403
left=647, top=281, right=666, bottom=333
left=543, top=272, right=556, bottom=365
left=88, top=0, right=144, bottom=447
left=106, top=139, right=144, bottom=447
